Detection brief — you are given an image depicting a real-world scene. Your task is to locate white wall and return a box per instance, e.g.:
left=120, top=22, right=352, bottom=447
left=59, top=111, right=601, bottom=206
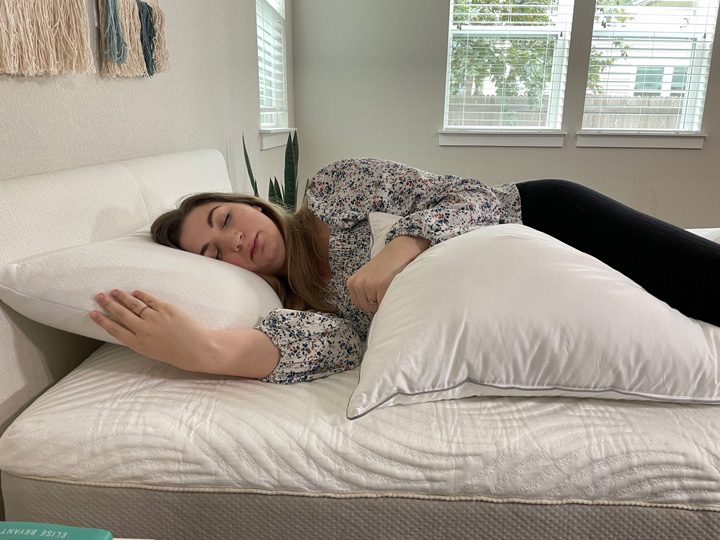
left=0, top=1, right=297, bottom=520
left=0, top=0, right=294, bottom=197
left=292, top=0, right=720, bottom=228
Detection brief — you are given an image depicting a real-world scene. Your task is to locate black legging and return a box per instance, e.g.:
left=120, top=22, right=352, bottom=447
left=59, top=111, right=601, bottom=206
left=516, top=180, right=719, bottom=327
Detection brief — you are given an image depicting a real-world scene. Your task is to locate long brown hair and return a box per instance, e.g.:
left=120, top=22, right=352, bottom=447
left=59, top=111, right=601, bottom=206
left=151, top=192, right=337, bottom=313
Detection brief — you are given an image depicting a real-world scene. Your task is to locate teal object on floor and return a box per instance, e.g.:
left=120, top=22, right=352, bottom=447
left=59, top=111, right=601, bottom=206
left=0, top=523, right=112, bottom=540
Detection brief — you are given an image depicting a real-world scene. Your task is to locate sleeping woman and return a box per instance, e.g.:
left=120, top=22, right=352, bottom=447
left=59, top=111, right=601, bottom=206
left=90, top=158, right=720, bottom=382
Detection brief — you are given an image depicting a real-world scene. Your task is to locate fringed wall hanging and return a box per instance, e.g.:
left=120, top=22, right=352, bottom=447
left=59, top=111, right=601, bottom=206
left=97, top=0, right=169, bottom=78
left=0, top=0, right=95, bottom=76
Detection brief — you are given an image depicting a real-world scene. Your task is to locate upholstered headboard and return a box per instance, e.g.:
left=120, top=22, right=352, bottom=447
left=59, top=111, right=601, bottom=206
left=0, top=149, right=232, bottom=466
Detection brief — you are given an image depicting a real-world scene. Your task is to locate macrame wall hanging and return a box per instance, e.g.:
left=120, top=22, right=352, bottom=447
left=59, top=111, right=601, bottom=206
left=0, top=0, right=95, bottom=76
left=0, top=0, right=169, bottom=77
left=98, top=0, right=169, bottom=77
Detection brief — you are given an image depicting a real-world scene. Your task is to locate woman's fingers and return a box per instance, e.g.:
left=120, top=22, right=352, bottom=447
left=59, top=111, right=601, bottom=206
left=349, top=235, right=429, bottom=313
left=112, top=289, right=154, bottom=317
left=91, top=289, right=165, bottom=343
left=94, top=292, right=135, bottom=328
left=132, top=289, right=160, bottom=309
left=346, top=274, right=381, bottom=313
left=376, top=286, right=387, bottom=306
left=93, top=290, right=213, bottom=372
left=89, top=310, right=137, bottom=345
left=94, top=290, right=151, bottom=330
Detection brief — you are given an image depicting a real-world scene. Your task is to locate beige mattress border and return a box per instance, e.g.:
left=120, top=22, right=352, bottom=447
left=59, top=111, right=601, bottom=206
left=9, top=473, right=719, bottom=513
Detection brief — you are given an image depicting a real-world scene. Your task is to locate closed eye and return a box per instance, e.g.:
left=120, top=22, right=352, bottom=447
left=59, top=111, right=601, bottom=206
left=215, top=213, right=230, bottom=260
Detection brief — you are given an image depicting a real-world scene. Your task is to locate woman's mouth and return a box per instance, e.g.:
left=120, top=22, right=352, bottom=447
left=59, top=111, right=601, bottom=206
left=250, top=234, right=258, bottom=260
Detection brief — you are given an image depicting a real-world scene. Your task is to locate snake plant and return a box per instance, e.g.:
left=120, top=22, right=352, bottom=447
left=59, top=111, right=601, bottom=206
left=243, top=132, right=303, bottom=212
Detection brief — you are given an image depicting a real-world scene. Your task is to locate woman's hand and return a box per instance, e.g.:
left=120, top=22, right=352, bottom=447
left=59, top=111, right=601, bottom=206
left=90, top=289, right=212, bottom=372
left=347, top=235, right=430, bottom=313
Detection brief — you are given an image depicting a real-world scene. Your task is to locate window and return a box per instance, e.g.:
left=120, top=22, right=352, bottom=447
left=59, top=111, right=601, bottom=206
left=256, top=0, right=288, bottom=129
left=634, top=66, right=664, bottom=96
left=582, top=0, right=720, bottom=132
left=443, top=0, right=575, bottom=131
left=671, top=66, right=689, bottom=96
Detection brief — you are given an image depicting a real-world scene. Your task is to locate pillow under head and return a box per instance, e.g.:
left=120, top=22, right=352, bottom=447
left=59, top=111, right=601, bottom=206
left=0, top=232, right=282, bottom=345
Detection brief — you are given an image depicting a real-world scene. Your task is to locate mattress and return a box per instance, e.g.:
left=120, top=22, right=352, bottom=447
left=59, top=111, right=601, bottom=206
left=1, top=343, right=719, bottom=510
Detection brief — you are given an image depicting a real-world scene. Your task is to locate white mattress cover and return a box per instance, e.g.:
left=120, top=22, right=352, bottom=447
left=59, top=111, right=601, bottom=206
left=1, top=344, right=719, bottom=509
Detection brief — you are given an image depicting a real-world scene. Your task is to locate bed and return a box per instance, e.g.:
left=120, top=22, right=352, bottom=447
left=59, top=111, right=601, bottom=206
left=1, top=149, right=719, bottom=540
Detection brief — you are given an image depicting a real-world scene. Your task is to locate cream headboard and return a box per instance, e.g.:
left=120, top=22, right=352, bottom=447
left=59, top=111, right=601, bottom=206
left=0, top=149, right=232, bottom=445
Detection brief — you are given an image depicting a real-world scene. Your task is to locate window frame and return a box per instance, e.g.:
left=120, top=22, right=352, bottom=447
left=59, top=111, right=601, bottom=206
left=582, top=23, right=716, bottom=134
left=440, top=0, right=718, bottom=148
left=256, top=0, right=289, bottom=131
left=442, top=0, right=575, bottom=134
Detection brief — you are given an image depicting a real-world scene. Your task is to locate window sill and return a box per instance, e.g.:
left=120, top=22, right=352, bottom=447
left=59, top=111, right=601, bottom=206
left=259, top=128, right=296, bottom=150
left=575, top=131, right=706, bottom=150
left=438, top=130, right=566, bottom=148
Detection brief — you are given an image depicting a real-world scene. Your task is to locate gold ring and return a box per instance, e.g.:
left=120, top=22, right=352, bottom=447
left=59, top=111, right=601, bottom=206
left=137, top=305, right=149, bottom=317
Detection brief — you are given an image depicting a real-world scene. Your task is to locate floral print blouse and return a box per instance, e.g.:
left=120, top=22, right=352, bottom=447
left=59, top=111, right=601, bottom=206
left=257, top=158, right=522, bottom=384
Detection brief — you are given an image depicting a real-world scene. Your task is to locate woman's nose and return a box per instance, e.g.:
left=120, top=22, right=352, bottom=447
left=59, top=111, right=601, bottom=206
left=226, top=230, right=244, bottom=252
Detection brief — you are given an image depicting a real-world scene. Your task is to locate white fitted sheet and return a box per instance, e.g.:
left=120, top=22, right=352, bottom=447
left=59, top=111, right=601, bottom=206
left=1, top=343, right=719, bottom=509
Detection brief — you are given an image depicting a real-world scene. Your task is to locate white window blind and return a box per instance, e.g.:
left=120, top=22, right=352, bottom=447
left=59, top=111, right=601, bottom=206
left=444, top=0, right=575, bottom=131
left=256, top=0, right=288, bottom=129
left=582, top=0, right=720, bottom=132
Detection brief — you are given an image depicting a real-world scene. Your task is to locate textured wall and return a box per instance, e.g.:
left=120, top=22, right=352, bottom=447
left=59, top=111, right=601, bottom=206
left=292, top=0, right=720, bottom=228
left=0, top=0, right=294, bottom=196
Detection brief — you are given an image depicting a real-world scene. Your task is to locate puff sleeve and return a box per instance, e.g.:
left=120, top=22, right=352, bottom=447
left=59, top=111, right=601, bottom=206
left=308, top=158, right=521, bottom=247
left=256, top=308, right=362, bottom=384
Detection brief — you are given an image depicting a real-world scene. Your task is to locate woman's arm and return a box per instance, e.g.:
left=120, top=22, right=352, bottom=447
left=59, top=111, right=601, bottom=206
left=257, top=308, right=362, bottom=384
left=347, top=234, right=430, bottom=313
left=309, top=158, right=521, bottom=247
left=310, top=159, right=520, bottom=313
left=91, top=289, right=280, bottom=378
left=206, top=328, right=280, bottom=378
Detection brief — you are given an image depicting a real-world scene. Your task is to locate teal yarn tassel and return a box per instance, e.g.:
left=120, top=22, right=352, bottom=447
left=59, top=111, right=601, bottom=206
left=104, top=0, right=128, bottom=64
left=136, top=1, right=156, bottom=76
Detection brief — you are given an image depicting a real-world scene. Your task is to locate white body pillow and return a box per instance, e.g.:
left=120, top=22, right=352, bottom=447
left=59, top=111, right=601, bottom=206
left=349, top=223, right=720, bottom=419
left=368, top=212, right=403, bottom=258
left=0, top=232, right=282, bottom=345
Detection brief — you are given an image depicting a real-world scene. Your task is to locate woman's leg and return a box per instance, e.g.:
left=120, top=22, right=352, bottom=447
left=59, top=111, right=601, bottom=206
left=516, top=179, right=720, bottom=326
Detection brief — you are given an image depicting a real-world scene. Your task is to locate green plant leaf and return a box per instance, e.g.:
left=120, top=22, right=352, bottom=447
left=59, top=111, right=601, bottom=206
left=268, top=177, right=276, bottom=204
left=269, top=177, right=284, bottom=206
left=242, top=135, right=259, bottom=197
left=283, top=132, right=298, bottom=210
left=293, top=131, right=299, bottom=170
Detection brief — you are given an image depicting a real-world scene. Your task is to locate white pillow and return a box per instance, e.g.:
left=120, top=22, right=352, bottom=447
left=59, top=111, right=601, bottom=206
left=689, top=228, right=720, bottom=243
left=368, top=212, right=402, bottom=258
left=0, top=232, right=282, bottom=345
left=348, top=224, right=720, bottom=419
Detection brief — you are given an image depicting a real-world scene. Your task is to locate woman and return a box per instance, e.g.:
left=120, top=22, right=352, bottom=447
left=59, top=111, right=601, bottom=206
left=90, top=158, right=720, bottom=382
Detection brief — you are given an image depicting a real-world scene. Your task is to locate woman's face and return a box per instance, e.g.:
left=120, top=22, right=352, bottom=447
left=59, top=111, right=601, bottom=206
left=179, top=201, right=287, bottom=276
